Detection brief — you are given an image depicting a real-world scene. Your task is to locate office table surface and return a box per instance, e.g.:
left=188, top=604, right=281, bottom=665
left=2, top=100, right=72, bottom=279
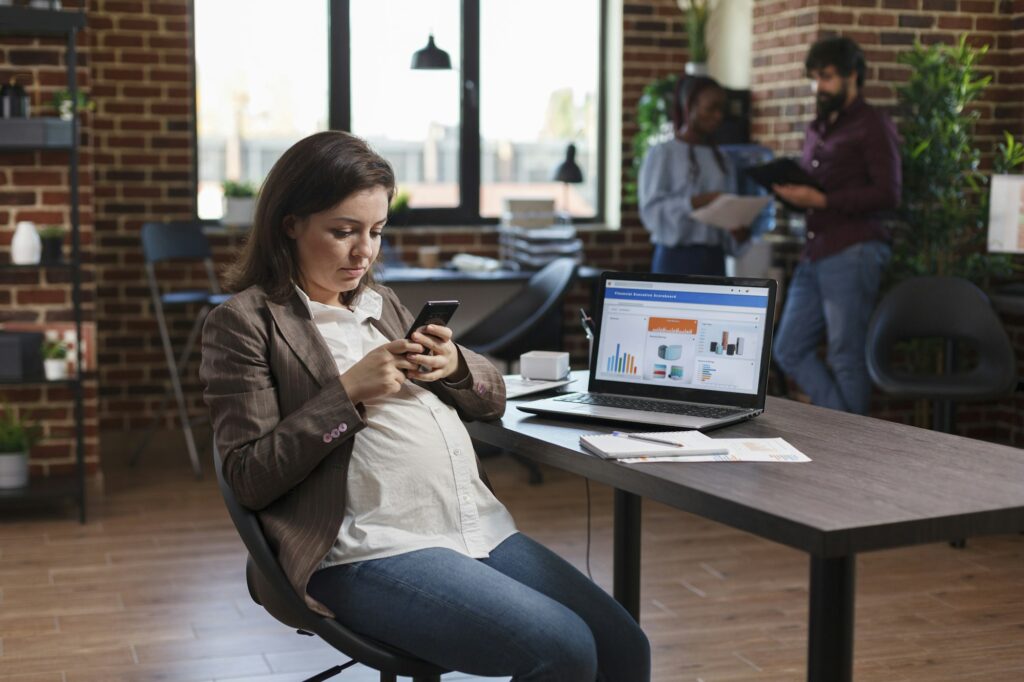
left=468, top=376, right=1024, bottom=558
left=376, top=264, right=602, bottom=283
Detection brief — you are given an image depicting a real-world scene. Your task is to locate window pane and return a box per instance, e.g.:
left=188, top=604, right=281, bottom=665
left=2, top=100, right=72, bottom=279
left=480, top=0, right=600, bottom=218
left=194, top=1, right=328, bottom=220
left=350, top=1, right=461, bottom=209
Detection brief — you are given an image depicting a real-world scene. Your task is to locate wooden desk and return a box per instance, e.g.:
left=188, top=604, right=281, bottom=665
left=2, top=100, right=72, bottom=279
left=466, top=371, right=1024, bottom=682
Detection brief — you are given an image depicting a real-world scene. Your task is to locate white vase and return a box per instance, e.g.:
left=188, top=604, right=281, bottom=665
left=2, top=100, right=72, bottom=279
left=0, top=452, right=29, bottom=490
left=44, top=359, right=68, bottom=381
left=11, top=221, right=42, bottom=265
left=222, top=197, right=256, bottom=227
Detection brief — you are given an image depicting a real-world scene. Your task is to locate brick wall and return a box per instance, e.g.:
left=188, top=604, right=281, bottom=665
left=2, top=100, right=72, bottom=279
left=88, top=0, right=209, bottom=435
left=0, top=0, right=100, bottom=477
left=7, top=1, right=1023, bottom=481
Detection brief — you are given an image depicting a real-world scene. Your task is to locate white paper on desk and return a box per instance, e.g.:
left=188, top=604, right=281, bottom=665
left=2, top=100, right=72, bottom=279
left=691, top=194, right=772, bottom=231
left=503, top=374, right=575, bottom=399
left=619, top=437, right=810, bottom=463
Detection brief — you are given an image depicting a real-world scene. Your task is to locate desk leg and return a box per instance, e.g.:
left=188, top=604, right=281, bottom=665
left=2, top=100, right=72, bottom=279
left=807, top=555, right=855, bottom=682
left=613, top=489, right=642, bottom=622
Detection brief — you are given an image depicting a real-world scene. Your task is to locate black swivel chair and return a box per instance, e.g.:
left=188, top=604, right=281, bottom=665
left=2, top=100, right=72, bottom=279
left=866, top=276, right=1018, bottom=432
left=214, top=445, right=447, bottom=682
left=866, top=276, right=1019, bottom=549
left=133, top=222, right=232, bottom=478
left=459, top=257, right=578, bottom=369
left=459, top=258, right=578, bottom=484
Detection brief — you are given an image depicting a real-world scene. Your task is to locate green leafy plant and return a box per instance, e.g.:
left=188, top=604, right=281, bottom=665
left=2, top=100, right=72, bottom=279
left=222, top=180, right=258, bottom=198
left=893, top=36, right=1021, bottom=285
left=0, top=407, right=40, bottom=454
left=626, top=74, right=678, bottom=205
left=682, top=0, right=711, bottom=64
left=390, top=190, right=410, bottom=215
left=37, top=225, right=65, bottom=240
left=51, top=88, right=95, bottom=113
left=41, top=339, right=68, bottom=361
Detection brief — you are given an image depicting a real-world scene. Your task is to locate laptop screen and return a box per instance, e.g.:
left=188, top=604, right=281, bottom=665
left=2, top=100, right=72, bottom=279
left=591, top=274, right=776, bottom=408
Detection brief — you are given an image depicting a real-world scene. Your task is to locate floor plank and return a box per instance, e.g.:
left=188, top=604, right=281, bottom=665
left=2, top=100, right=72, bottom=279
left=1, top=437, right=1023, bottom=680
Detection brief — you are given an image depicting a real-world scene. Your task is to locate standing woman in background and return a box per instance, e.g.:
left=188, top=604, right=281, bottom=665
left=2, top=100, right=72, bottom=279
left=638, top=75, right=747, bottom=276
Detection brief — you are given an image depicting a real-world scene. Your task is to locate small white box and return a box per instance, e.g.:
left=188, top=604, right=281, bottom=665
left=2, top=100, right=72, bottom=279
left=519, top=351, right=570, bottom=381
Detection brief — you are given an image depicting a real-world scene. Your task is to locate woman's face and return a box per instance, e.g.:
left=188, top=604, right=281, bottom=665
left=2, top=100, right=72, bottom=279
left=689, top=87, right=725, bottom=138
left=285, top=186, right=389, bottom=306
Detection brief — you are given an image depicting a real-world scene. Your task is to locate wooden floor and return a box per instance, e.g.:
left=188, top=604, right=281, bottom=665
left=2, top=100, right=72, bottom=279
left=2, top=435, right=1024, bottom=681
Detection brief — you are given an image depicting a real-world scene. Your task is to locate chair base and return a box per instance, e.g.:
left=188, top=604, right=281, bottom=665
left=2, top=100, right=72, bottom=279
left=302, top=662, right=356, bottom=682
left=300, top=661, right=441, bottom=682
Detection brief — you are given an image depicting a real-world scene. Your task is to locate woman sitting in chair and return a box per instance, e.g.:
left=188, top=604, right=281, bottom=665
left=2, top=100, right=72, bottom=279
left=200, top=131, right=650, bottom=681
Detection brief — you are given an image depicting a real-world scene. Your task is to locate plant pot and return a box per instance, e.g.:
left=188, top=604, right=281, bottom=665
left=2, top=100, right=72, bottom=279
left=685, top=62, right=710, bottom=77
left=0, top=452, right=29, bottom=490
left=40, top=236, right=64, bottom=264
left=222, top=197, right=256, bottom=227
left=44, top=358, right=68, bottom=381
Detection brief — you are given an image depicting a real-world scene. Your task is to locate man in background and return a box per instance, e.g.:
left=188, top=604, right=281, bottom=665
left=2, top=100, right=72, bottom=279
left=771, top=36, right=901, bottom=414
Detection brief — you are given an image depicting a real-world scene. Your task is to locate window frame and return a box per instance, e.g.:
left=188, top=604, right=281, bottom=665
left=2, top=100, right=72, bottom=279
left=193, top=0, right=607, bottom=226
left=335, top=0, right=608, bottom=226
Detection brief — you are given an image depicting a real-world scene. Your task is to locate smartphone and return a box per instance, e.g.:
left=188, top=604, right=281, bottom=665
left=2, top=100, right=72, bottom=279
left=405, top=300, right=459, bottom=371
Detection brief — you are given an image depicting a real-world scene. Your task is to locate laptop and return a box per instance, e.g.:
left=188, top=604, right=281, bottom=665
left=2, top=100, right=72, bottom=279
left=518, top=272, right=778, bottom=431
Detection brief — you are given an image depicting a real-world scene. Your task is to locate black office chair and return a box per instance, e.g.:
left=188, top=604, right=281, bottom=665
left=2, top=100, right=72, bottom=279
left=214, top=445, right=447, bottom=682
left=133, top=222, right=231, bottom=478
left=459, top=258, right=578, bottom=484
left=459, top=257, right=578, bottom=369
left=866, top=276, right=1018, bottom=432
left=866, top=276, right=1019, bottom=550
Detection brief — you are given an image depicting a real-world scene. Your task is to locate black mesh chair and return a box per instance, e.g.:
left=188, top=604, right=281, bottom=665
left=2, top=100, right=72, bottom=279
left=459, top=257, right=578, bottom=370
left=866, top=276, right=1019, bottom=550
left=866, top=276, right=1018, bottom=432
left=133, top=222, right=231, bottom=478
left=214, top=445, right=446, bottom=682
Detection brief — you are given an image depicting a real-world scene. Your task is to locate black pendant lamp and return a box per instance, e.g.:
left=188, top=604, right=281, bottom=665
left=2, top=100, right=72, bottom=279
left=411, top=34, right=452, bottom=70
left=553, top=144, right=584, bottom=184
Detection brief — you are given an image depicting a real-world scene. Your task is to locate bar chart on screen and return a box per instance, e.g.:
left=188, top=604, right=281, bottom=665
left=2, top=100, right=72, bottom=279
left=605, top=343, right=639, bottom=375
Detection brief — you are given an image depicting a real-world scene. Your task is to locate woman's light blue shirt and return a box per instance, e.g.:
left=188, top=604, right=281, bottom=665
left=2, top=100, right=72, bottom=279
left=638, top=139, right=740, bottom=254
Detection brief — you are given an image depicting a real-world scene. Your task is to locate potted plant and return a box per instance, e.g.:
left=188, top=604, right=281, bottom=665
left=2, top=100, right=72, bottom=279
left=626, top=74, right=678, bottom=204
left=679, top=0, right=712, bottom=76
left=51, top=88, right=95, bottom=121
left=893, top=36, right=1023, bottom=285
left=221, top=180, right=258, bottom=227
left=41, top=338, right=69, bottom=381
left=0, top=407, right=40, bottom=490
left=37, top=225, right=65, bottom=264
left=389, top=190, right=411, bottom=226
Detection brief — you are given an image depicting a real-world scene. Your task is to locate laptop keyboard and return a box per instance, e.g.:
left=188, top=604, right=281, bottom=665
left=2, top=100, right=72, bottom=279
left=554, top=393, right=743, bottom=419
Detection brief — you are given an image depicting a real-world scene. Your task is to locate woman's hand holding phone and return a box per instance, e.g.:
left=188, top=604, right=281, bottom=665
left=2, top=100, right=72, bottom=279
left=406, top=324, right=465, bottom=383
left=340, top=339, right=422, bottom=404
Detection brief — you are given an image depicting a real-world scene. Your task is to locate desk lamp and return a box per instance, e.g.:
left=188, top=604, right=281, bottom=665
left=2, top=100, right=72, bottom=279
left=553, top=143, right=584, bottom=222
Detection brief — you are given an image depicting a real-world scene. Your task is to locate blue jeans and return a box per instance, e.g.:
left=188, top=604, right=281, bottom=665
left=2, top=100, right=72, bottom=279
left=773, top=240, right=890, bottom=414
left=307, top=532, right=650, bottom=682
left=652, top=243, right=726, bottom=276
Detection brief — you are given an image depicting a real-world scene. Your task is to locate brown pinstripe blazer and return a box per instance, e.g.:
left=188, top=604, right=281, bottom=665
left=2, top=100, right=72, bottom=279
left=200, top=283, right=506, bottom=617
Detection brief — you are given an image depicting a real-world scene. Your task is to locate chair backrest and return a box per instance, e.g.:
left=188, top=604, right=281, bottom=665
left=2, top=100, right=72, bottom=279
left=212, top=446, right=447, bottom=678
left=866, top=276, right=1017, bottom=400
left=141, top=221, right=213, bottom=263
left=458, top=258, right=577, bottom=357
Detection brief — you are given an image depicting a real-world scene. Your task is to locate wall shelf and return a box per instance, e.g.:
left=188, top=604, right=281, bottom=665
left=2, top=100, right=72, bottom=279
left=0, top=6, right=86, bottom=36
left=0, top=5, right=87, bottom=523
left=0, top=119, right=74, bottom=151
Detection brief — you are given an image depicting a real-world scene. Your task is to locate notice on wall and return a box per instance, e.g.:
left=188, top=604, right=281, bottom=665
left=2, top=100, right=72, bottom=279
left=987, top=174, right=1024, bottom=254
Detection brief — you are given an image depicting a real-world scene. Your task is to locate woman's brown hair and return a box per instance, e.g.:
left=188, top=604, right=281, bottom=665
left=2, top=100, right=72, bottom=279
left=223, top=131, right=396, bottom=305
